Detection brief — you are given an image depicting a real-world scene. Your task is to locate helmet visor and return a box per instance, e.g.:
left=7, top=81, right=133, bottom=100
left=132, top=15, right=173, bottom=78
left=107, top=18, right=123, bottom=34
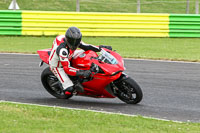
left=66, top=38, right=81, bottom=50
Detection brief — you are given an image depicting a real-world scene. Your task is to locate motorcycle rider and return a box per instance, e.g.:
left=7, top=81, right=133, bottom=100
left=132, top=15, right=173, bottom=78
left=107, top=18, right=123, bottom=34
left=49, top=27, right=112, bottom=95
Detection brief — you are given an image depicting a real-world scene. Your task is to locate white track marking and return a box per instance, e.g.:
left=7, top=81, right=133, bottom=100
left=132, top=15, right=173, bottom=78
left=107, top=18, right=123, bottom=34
left=0, top=100, right=183, bottom=123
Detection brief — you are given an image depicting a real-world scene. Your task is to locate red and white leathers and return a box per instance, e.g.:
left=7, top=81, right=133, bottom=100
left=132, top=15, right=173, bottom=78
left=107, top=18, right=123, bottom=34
left=49, top=35, right=100, bottom=90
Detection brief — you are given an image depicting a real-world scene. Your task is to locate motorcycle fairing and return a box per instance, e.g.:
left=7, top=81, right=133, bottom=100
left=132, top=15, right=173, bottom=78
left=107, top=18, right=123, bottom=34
left=37, top=48, right=51, bottom=64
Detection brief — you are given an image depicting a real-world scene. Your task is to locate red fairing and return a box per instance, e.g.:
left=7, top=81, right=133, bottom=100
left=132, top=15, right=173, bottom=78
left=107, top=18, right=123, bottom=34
left=71, top=50, right=98, bottom=70
left=81, top=72, right=121, bottom=98
left=92, top=50, right=124, bottom=75
left=72, top=49, right=124, bottom=74
left=37, top=48, right=51, bottom=64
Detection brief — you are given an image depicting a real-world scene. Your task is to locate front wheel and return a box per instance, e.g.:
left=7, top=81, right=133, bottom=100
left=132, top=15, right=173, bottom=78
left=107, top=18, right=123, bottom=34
left=114, top=77, right=143, bottom=104
left=41, top=67, right=73, bottom=99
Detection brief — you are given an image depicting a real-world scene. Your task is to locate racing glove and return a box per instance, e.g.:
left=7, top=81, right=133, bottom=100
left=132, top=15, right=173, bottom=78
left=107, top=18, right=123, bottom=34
left=76, top=70, right=92, bottom=78
left=99, top=45, right=112, bottom=51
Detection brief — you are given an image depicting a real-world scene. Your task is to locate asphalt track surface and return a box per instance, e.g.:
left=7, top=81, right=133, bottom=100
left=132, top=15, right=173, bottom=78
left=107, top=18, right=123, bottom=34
left=0, top=53, right=200, bottom=122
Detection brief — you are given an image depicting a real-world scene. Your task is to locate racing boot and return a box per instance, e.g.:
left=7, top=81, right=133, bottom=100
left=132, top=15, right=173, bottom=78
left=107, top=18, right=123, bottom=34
left=63, top=86, right=75, bottom=95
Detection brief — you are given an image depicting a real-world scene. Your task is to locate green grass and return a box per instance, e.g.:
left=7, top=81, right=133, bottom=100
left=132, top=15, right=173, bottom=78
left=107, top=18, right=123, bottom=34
left=0, top=0, right=199, bottom=14
left=0, top=36, right=200, bottom=62
left=0, top=101, right=199, bottom=133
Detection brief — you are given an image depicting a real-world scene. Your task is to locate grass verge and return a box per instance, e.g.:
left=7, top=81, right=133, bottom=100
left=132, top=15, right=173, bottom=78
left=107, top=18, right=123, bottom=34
left=0, top=0, right=200, bottom=14
left=0, top=36, right=200, bottom=62
left=0, top=101, right=200, bottom=133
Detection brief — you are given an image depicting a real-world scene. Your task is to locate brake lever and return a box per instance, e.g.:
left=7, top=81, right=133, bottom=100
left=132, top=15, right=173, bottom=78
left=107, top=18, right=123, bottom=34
left=98, top=59, right=104, bottom=64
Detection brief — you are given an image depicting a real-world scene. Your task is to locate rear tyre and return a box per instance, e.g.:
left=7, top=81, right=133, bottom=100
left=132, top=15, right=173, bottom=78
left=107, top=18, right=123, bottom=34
left=41, top=67, right=73, bottom=99
left=115, top=77, right=143, bottom=104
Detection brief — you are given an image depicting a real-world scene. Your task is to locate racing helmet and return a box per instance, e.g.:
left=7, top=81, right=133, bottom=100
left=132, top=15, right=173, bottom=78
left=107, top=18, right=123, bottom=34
left=65, top=27, right=82, bottom=50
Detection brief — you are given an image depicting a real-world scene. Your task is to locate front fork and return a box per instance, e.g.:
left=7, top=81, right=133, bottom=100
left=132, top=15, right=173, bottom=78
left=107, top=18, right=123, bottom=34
left=113, top=72, right=129, bottom=84
left=110, top=72, right=129, bottom=96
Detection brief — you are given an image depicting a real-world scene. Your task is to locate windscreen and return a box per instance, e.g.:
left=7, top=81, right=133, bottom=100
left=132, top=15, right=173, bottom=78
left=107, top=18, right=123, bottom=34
left=98, top=49, right=118, bottom=64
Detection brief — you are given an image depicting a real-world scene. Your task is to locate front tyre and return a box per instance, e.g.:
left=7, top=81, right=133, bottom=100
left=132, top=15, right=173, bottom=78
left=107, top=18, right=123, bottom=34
left=115, top=77, right=143, bottom=104
left=41, top=67, right=73, bottom=99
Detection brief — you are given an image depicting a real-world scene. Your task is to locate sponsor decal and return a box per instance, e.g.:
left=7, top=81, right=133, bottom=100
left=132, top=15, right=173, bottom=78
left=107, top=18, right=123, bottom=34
left=77, top=64, right=84, bottom=66
left=69, top=69, right=76, bottom=72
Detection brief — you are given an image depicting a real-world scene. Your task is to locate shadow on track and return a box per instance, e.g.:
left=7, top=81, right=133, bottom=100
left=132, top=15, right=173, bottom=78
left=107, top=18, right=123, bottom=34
left=23, top=97, right=143, bottom=112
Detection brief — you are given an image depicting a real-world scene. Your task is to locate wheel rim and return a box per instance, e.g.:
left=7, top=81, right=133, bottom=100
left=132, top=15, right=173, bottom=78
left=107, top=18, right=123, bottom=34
left=46, top=75, right=64, bottom=95
left=118, top=81, right=137, bottom=102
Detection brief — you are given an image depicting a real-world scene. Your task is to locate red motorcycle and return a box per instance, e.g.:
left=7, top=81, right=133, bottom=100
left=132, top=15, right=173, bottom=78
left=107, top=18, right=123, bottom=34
left=37, top=48, right=143, bottom=104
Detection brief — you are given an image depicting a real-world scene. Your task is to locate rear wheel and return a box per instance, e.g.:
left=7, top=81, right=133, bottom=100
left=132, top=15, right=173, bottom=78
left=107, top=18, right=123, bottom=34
left=115, top=77, right=143, bottom=104
left=41, top=67, right=73, bottom=99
